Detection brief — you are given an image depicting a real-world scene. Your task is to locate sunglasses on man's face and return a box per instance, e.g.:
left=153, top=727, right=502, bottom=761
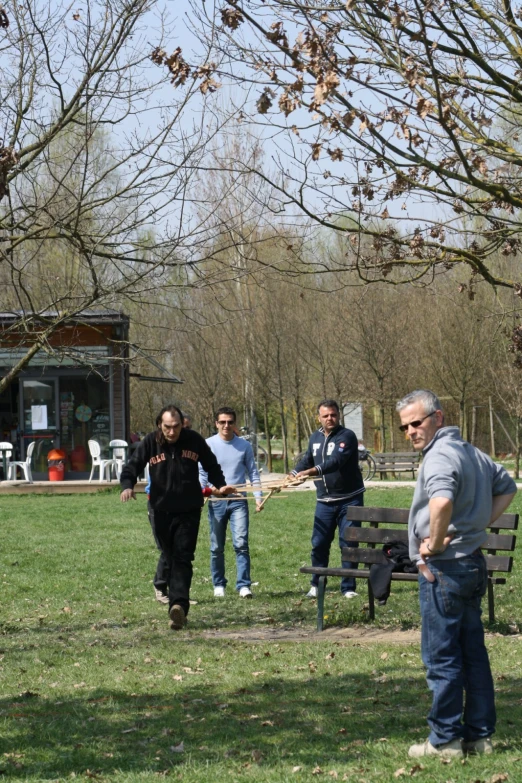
left=217, top=420, right=235, bottom=426
left=399, top=412, right=435, bottom=433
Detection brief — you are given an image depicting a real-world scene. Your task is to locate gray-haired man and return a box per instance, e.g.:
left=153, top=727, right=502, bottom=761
left=397, top=389, right=516, bottom=758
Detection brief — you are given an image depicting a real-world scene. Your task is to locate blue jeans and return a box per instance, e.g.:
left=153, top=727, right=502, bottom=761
left=310, top=495, right=364, bottom=593
left=208, top=500, right=251, bottom=590
left=419, top=553, right=495, bottom=746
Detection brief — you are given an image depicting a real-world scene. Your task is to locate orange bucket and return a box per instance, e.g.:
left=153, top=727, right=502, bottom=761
left=48, top=449, right=66, bottom=481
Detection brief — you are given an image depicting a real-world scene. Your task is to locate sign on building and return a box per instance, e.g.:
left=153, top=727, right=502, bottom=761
left=343, top=402, right=363, bottom=441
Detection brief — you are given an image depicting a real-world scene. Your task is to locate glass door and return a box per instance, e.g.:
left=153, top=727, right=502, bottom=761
left=19, top=378, right=59, bottom=472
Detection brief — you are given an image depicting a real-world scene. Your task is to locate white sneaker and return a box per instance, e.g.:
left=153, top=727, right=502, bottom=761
left=213, top=586, right=225, bottom=598
left=154, top=588, right=169, bottom=605
left=239, top=587, right=253, bottom=598
left=343, top=591, right=358, bottom=598
left=306, top=586, right=318, bottom=598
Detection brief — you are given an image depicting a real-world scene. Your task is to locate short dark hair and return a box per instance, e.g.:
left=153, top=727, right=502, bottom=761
left=156, top=405, right=183, bottom=443
left=317, top=399, right=340, bottom=413
left=215, top=406, right=236, bottom=422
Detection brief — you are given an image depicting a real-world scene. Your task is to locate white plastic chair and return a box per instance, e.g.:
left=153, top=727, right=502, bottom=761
left=0, top=441, right=13, bottom=480
left=109, top=439, right=128, bottom=479
left=7, top=440, right=35, bottom=482
left=88, top=439, right=117, bottom=482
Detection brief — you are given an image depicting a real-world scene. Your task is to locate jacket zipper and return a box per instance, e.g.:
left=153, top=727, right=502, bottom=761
left=321, top=429, right=331, bottom=496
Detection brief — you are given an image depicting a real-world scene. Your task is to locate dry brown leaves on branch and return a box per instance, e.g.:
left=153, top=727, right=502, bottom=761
left=150, top=47, right=220, bottom=94
left=221, top=6, right=244, bottom=29
left=0, top=146, right=19, bottom=201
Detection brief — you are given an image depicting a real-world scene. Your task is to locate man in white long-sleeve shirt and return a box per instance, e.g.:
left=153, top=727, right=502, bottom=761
left=199, top=407, right=262, bottom=598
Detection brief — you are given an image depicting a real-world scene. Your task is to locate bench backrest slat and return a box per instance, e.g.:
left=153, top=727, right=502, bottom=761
left=374, top=452, right=420, bottom=459
left=342, top=546, right=513, bottom=574
left=485, top=555, right=513, bottom=573
left=345, top=527, right=515, bottom=551
left=349, top=507, right=409, bottom=524
left=345, top=528, right=408, bottom=544
left=490, top=513, right=519, bottom=530
left=349, top=507, right=519, bottom=533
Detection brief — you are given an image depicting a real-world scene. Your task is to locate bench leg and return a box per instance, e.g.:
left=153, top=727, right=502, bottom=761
left=487, top=578, right=495, bottom=624
left=367, top=580, right=375, bottom=621
left=317, top=576, right=326, bottom=631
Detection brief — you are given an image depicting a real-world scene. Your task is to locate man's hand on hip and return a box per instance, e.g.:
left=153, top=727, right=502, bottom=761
left=419, top=534, right=453, bottom=559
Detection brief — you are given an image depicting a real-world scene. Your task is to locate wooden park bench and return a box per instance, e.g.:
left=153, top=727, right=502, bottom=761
left=373, top=452, right=420, bottom=479
left=300, top=506, right=519, bottom=631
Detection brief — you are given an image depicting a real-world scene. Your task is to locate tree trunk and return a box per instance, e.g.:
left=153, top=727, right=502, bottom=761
left=459, top=400, right=466, bottom=440
left=389, top=407, right=395, bottom=452
left=302, top=407, right=314, bottom=438
left=263, top=398, right=273, bottom=473
left=471, top=405, right=477, bottom=445
left=295, top=401, right=303, bottom=454
left=489, top=396, right=496, bottom=458
left=514, top=418, right=520, bottom=480
left=379, top=404, right=387, bottom=452
left=280, top=402, right=289, bottom=473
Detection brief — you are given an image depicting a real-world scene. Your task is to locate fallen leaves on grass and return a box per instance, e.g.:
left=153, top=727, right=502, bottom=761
left=394, top=766, right=424, bottom=777
left=380, top=652, right=389, bottom=660
left=170, top=742, right=184, bottom=753
left=312, top=767, right=323, bottom=775
left=292, top=766, right=302, bottom=773
left=487, top=775, right=509, bottom=783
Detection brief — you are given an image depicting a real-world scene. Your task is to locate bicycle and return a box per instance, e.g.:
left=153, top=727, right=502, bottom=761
left=358, top=445, right=376, bottom=481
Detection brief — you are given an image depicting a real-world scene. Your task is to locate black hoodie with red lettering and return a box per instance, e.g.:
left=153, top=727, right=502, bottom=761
left=120, top=429, right=226, bottom=513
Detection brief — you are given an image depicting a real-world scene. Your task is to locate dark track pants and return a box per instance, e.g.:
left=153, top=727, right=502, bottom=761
left=152, top=509, right=201, bottom=615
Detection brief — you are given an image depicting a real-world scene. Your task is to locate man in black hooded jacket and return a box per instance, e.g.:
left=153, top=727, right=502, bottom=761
left=120, top=405, right=235, bottom=630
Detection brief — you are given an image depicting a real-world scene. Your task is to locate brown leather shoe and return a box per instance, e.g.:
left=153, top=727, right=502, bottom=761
left=168, top=604, right=186, bottom=630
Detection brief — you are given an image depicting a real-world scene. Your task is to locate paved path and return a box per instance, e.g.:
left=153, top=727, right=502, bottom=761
left=1, top=474, right=520, bottom=495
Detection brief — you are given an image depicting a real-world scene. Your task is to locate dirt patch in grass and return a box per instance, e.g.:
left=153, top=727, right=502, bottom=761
left=200, top=625, right=422, bottom=644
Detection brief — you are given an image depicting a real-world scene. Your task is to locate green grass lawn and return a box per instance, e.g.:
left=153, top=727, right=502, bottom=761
left=1, top=488, right=522, bottom=782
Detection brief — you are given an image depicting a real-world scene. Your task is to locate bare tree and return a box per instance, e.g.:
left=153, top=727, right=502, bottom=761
left=177, top=1, right=522, bottom=320
left=0, top=0, right=236, bottom=393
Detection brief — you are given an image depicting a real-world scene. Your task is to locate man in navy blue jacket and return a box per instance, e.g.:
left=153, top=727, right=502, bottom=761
left=291, top=399, right=364, bottom=598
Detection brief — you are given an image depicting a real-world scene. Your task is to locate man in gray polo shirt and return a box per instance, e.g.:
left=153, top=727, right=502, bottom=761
left=396, top=390, right=516, bottom=759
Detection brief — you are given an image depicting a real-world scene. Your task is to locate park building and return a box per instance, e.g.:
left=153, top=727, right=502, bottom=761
left=0, top=309, right=130, bottom=480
